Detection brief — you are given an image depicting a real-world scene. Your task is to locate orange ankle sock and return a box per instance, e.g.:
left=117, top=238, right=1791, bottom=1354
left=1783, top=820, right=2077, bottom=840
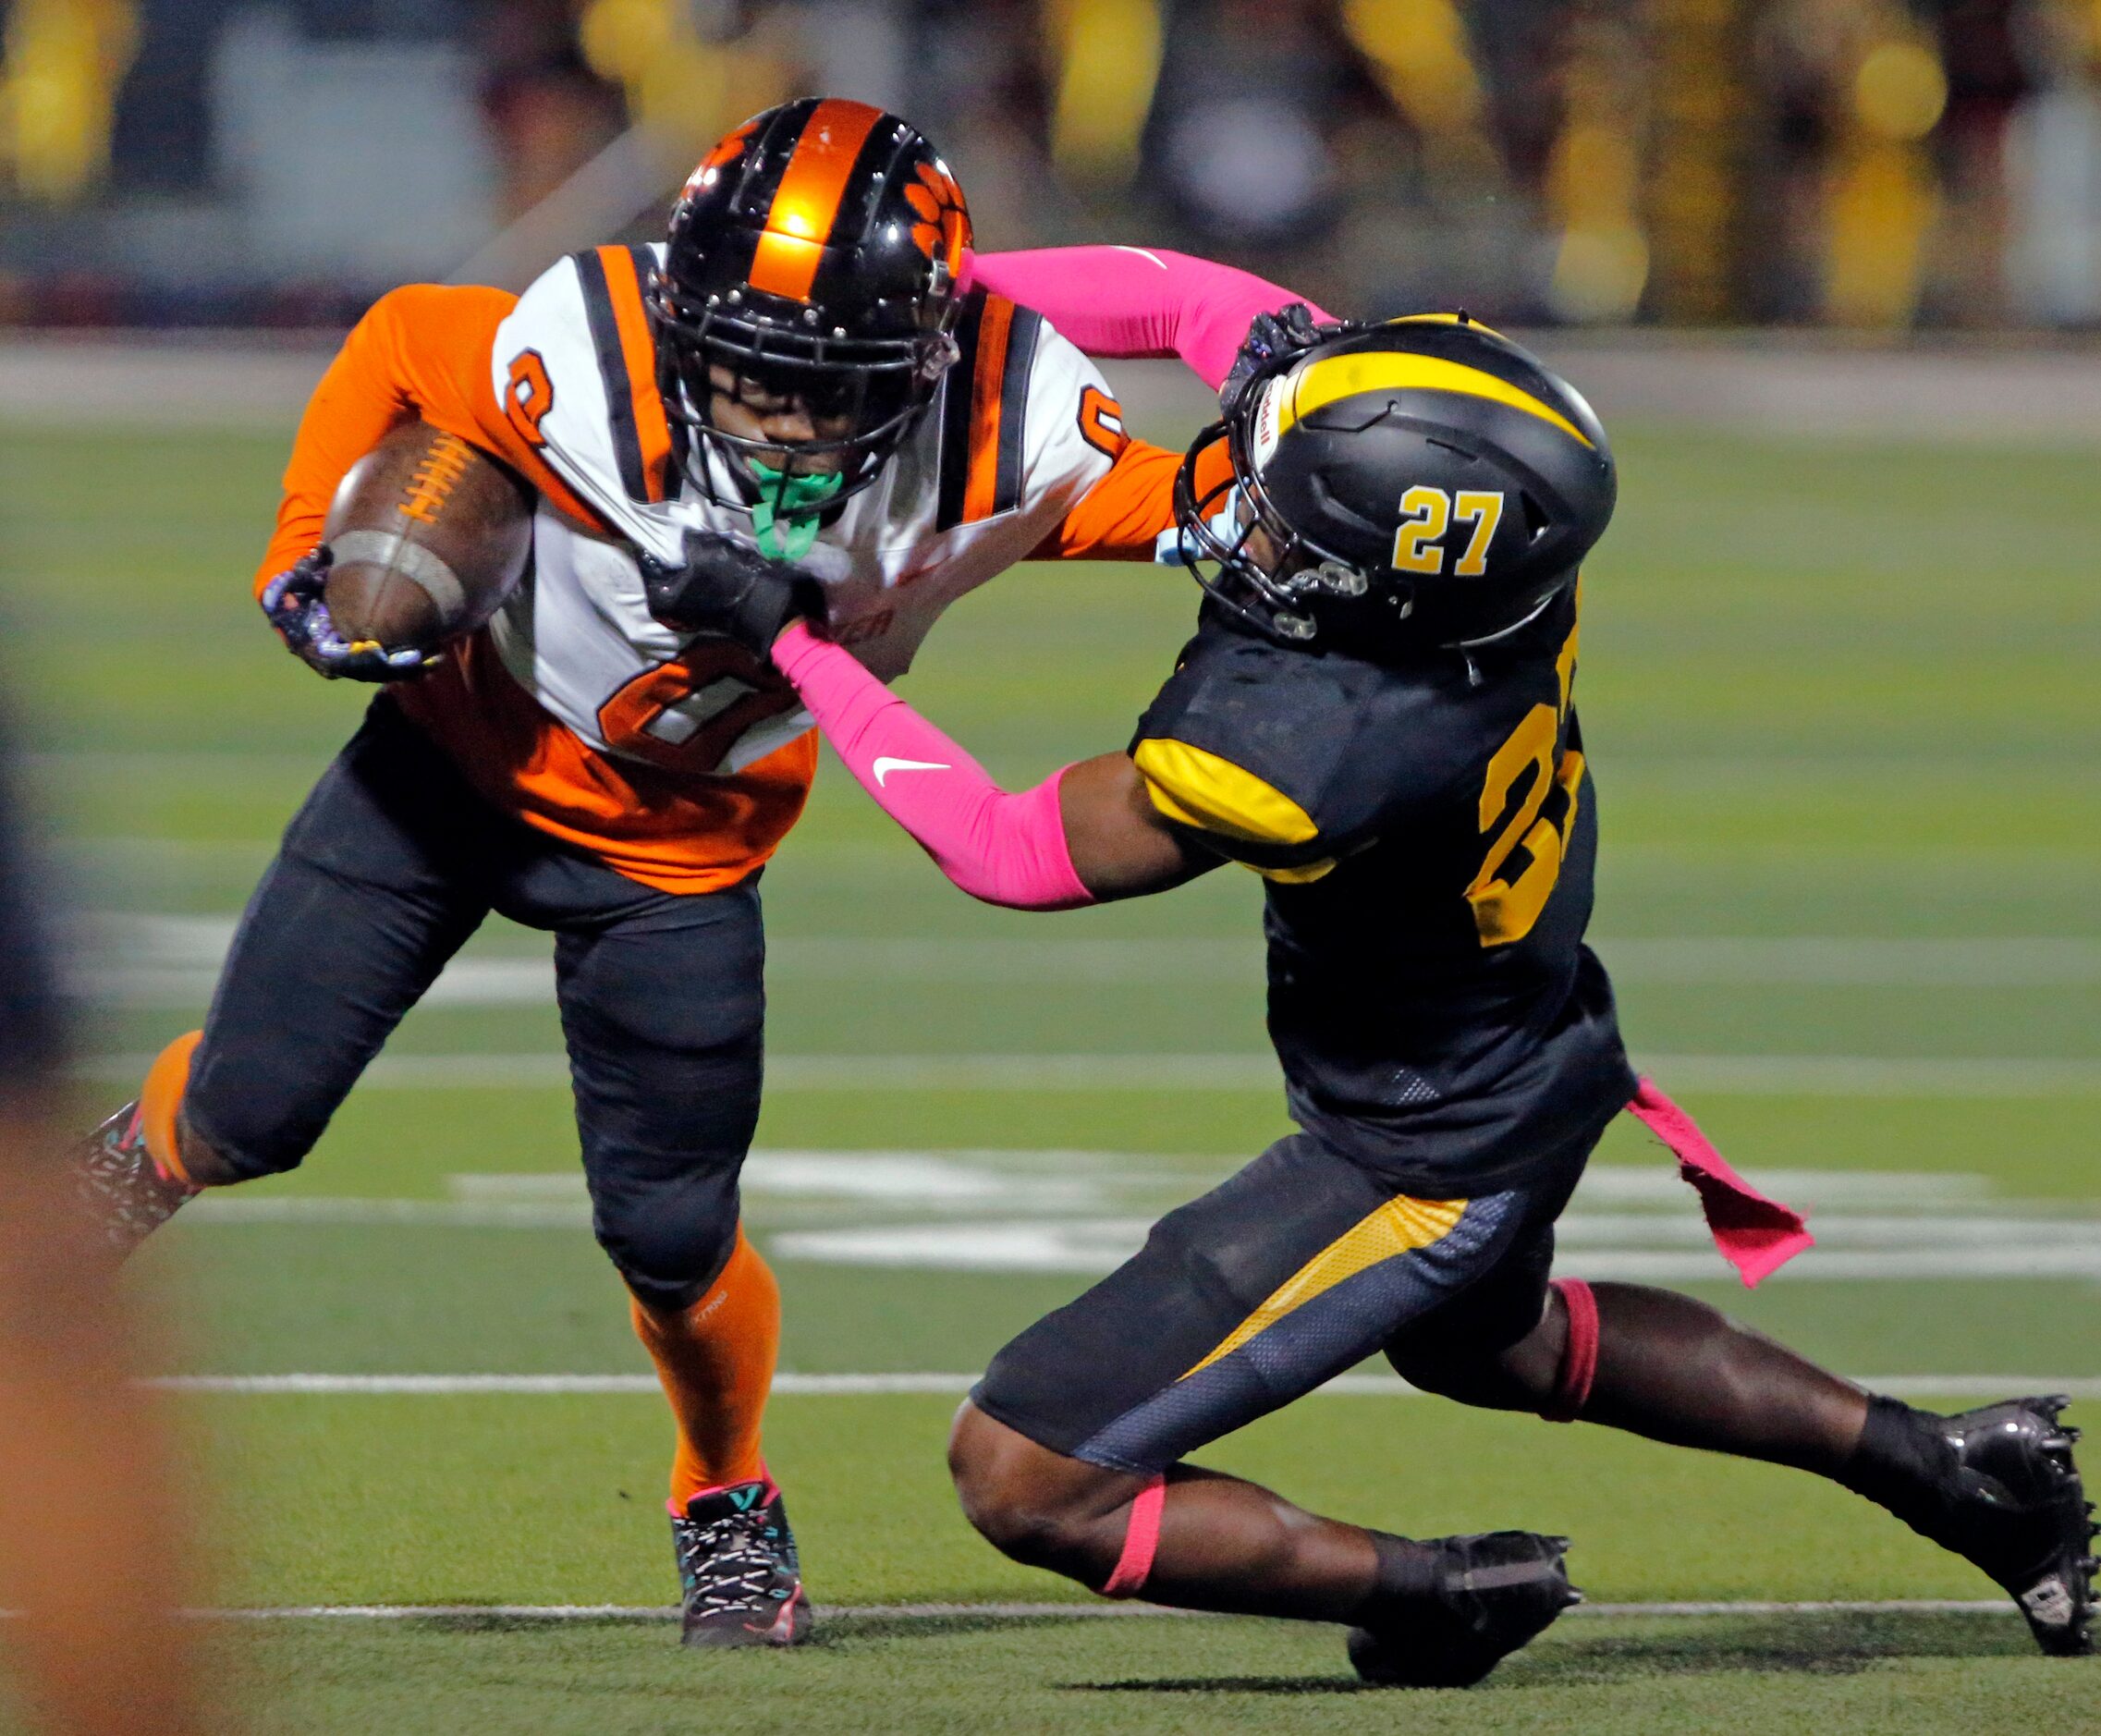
left=139, top=1032, right=202, bottom=1186
left=630, top=1229, right=780, bottom=1509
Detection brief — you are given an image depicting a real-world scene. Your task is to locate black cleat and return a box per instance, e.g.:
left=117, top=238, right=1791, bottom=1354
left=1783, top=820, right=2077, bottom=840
left=68, top=1101, right=196, bottom=1259
left=1912, top=1397, right=2095, bottom=1657
left=1346, top=1530, right=1581, bottom=1688
left=670, top=1476, right=811, bottom=1648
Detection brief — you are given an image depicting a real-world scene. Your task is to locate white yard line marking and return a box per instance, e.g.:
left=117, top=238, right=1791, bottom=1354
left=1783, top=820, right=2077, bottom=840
left=72, top=960, right=559, bottom=1010
left=1638, top=1055, right=2101, bottom=1095
left=1571, top=1167, right=1990, bottom=1206
left=180, top=1161, right=2000, bottom=1222
left=145, top=1373, right=2101, bottom=1399
left=1602, top=937, right=2101, bottom=986
left=75, top=1052, right=1271, bottom=1090
left=454, top=1154, right=1111, bottom=1209
left=74, top=1051, right=2101, bottom=1094
left=65, top=921, right=2101, bottom=1001
left=185, top=1198, right=593, bottom=1229
left=147, top=1374, right=965, bottom=1395
left=768, top=1215, right=2101, bottom=1279
left=1570, top=1599, right=2011, bottom=1618
left=131, top=1597, right=2017, bottom=1621
left=208, top=1194, right=2101, bottom=1250
left=177, top=1168, right=2097, bottom=1284
left=445, top=1160, right=1992, bottom=1212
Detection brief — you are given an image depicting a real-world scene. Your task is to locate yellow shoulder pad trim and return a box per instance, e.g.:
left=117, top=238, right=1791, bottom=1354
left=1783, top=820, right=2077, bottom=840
left=1279, top=352, right=1593, bottom=448
left=1132, top=738, right=1320, bottom=849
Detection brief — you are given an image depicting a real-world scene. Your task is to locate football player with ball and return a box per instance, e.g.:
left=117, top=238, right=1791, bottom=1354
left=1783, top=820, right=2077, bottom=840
left=64, top=98, right=1318, bottom=1645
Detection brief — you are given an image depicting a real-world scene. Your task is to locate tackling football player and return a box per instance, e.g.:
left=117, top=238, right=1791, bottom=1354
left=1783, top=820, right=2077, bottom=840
left=694, top=313, right=2095, bottom=1681
left=60, top=99, right=1309, bottom=1646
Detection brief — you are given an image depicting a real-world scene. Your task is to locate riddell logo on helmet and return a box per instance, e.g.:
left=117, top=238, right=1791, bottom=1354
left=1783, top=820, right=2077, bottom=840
left=1251, top=380, right=1284, bottom=471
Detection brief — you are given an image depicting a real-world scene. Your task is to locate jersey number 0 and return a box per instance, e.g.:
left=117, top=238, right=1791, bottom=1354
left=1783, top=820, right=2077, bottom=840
left=598, top=642, right=800, bottom=776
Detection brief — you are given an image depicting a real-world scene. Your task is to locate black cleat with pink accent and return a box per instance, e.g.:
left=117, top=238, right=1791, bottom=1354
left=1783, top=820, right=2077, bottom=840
left=1347, top=1530, right=1581, bottom=1688
left=671, top=1477, right=811, bottom=1648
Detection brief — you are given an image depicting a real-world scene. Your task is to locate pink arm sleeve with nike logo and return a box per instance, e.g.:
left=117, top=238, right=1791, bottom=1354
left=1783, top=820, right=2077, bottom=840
left=966, top=247, right=1338, bottom=392
left=770, top=250, right=1338, bottom=909
left=772, top=622, right=1095, bottom=911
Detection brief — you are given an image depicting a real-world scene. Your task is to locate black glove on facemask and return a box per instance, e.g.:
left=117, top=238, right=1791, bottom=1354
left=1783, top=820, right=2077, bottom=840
left=639, top=529, right=823, bottom=657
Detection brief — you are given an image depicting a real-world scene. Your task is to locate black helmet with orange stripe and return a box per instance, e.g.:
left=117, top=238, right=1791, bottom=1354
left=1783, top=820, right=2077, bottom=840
left=650, top=98, right=971, bottom=512
left=1174, top=315, right=1615, bottom=652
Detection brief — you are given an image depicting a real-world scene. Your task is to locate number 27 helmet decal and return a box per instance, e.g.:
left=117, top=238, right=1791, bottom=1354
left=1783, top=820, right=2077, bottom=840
left=1175, top=315, right=1617, bottom=653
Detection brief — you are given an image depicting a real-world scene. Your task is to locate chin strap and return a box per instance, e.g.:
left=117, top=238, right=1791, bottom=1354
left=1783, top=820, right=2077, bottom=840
left=747, top=463, right=844, bottom=562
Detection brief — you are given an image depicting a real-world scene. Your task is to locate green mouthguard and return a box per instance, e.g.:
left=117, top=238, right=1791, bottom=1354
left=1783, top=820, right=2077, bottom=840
left=747, top=462, right=845, bottom=563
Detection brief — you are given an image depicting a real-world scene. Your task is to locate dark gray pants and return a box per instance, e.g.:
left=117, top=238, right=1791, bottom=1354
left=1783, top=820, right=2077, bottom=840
left=186, top=699, right=765, bottom=1308
left=973, top=1116, right=1606, bottom=1474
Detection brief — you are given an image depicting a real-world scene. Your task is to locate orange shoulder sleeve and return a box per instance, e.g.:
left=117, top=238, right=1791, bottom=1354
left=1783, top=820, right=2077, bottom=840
left=1031, top=434, right=1234, bottom=563
left=252, top=283, right=601, bottom=596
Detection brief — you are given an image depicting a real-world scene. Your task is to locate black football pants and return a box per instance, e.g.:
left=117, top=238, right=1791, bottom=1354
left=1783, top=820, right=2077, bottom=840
left=183, top=698, right=765, bottom=1309
left=973, top=1117, right=1605, bottom=1474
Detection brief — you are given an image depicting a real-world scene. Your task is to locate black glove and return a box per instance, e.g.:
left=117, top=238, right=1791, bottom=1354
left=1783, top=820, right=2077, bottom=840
left=1219, top=302, right=1332, bottom=417
left=639, top=529, right=822, bottom=655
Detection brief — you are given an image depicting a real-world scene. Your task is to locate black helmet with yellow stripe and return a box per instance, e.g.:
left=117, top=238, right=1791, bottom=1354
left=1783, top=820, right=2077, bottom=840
left=1174, top=314, right=1615, bottom=652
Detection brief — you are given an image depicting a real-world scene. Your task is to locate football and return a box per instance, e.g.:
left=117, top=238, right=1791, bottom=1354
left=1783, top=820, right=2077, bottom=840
left=321, top=420, right=533, bottom=651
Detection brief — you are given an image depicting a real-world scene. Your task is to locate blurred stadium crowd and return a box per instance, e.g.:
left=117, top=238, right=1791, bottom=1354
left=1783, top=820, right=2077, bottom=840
left=3, top=0, right=2101, bottom=328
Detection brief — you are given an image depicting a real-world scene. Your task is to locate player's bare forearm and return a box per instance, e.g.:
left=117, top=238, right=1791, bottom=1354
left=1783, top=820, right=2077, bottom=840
left=1057, top=752, right=1215, bottom=900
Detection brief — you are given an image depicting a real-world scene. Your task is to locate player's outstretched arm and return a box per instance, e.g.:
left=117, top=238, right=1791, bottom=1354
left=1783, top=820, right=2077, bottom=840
left=770, top=622, right=1209, bottom=907
left=982, top=250, right=1340, bottom=565
left=969, top=247, right=1336, bottom=391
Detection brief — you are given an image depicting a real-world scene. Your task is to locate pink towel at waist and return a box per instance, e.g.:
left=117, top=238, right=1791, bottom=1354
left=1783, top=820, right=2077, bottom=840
left=1624, top=1077, right=1814, bottom=1287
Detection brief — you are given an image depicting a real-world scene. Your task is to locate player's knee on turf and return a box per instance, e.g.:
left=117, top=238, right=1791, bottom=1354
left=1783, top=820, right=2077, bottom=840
left=947, top=1402, right=1130, bottom=1578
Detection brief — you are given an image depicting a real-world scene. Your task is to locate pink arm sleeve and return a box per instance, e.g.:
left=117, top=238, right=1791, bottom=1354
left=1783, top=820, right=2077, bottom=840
left=966, top=247, right=1337, bottom=392
left=772, top=622, right=1095, bottom=911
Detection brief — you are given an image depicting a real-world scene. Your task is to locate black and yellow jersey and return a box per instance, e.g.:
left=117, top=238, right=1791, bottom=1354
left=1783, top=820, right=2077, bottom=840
left=1130, top=587, right=1637, bottom=1193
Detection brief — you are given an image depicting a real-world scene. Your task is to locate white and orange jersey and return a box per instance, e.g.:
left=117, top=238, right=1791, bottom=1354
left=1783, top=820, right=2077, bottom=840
left=254, top=255, right=1218, bottom=895
left=482, top=242, right=1134, bottom=781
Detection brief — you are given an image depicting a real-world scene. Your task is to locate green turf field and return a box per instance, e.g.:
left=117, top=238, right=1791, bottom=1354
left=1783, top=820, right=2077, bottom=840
left=4, top=403, right=2097, bottom=1731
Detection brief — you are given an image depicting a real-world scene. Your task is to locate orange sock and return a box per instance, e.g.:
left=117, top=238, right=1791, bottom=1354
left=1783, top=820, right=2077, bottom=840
left=630, top=1228, right=780, bottom=1509
left=138, top=1032, right=202, bottom=1186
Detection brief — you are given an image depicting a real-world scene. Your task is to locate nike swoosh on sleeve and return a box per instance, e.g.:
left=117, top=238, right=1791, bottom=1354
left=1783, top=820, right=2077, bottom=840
left=872, top=756, right=951, bottom=787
